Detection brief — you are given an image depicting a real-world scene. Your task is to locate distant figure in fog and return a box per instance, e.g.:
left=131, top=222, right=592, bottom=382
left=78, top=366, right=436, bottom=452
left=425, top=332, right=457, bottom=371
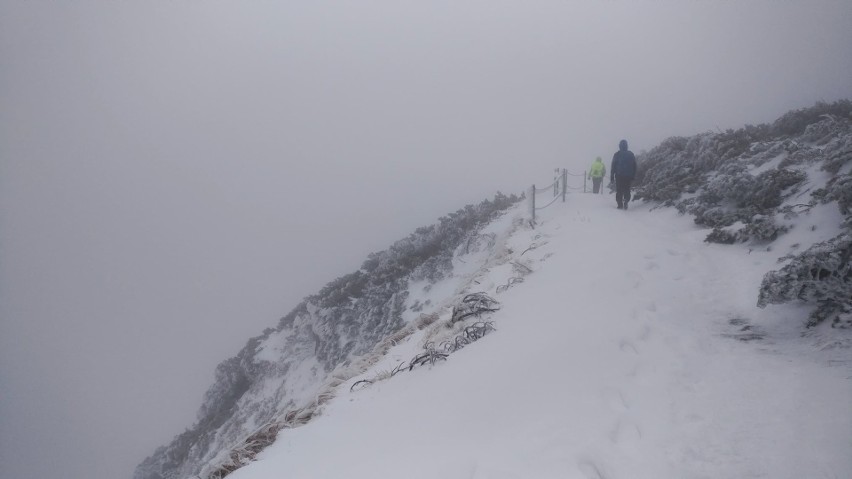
left=610, top=139, right=637, bottom=209
left=588, top=157, right=606, bottom=194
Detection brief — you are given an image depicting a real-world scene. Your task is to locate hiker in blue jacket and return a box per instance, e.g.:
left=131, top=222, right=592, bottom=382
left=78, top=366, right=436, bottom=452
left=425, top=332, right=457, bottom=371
left=610, top=139, right=637, bottom=209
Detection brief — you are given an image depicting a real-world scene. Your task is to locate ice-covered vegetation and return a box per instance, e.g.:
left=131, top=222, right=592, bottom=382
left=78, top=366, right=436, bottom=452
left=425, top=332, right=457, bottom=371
left=133, top=193, right=520, bottom=479
left=635, top=100, right=852, bottom=328
left=758, top=233, right=852, bottom=328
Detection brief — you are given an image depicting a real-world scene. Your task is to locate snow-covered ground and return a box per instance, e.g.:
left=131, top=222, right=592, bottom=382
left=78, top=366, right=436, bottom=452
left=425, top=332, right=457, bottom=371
left=227, top=193, right=852, bottom=479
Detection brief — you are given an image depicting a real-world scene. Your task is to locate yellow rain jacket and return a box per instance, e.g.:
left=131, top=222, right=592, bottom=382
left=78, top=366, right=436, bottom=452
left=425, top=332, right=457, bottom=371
left=589, top=158, right=606, bottom=178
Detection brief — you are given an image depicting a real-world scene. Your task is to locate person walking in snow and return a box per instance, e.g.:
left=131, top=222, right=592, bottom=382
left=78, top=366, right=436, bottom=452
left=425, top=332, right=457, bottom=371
left=588, top=157, right=606, bottom=194
left=610, top=139, right=637, bottom=209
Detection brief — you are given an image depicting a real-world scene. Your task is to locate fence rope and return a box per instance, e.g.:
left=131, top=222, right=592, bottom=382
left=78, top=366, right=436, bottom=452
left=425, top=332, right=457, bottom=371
left=534, top=194, right=561, bottom=210
left=528, top=168, right=590, bottom=223
left=532, top=180, right=558, bottom=194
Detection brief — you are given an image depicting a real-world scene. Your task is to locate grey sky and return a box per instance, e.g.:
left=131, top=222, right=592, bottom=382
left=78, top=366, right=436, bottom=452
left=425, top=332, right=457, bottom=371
left=1, top=2, right=850, bottom=479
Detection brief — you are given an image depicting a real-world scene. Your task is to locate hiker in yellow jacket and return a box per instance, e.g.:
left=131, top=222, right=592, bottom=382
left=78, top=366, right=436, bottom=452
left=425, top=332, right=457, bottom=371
left=588, top=157, right=606, bottom=194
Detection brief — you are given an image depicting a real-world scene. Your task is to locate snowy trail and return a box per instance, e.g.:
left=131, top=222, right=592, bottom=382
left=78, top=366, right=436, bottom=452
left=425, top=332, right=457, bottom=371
left=532, top=195, right=852, bottom=478
left=230, top=194, right=852, bottom=479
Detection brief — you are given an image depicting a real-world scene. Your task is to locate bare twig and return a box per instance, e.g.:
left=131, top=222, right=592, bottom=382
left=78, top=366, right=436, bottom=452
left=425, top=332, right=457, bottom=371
left=409, top=342, right=448, bottom=370
left=496, top=277, right=524, bottom=294
left=511, top=261, right=533, bottom=274
left=450, top=292, right=500, bottom=323
left=350, top=379, right=373, bottom=392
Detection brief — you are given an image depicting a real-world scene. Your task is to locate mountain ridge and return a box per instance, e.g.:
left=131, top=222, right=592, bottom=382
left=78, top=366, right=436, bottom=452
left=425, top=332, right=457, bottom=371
left=135, top=100, right=852, bottom=479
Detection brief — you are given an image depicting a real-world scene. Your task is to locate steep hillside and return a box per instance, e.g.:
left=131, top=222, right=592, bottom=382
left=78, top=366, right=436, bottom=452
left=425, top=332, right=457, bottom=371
left=134, top=194, right=521, bottom=479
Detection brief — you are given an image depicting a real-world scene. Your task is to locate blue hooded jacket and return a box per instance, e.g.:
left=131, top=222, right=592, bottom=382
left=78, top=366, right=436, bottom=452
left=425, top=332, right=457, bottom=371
left=610, top=139, right=637, bottom=181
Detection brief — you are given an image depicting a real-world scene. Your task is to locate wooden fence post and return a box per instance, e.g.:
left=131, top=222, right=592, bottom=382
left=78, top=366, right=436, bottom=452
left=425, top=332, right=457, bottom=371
left=531, top=184, right=536, bottom=222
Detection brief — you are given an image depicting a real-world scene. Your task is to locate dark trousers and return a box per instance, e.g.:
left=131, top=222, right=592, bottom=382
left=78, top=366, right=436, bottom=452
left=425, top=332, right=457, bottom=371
left=615, top=176, right=633, bottom=207
left=591, top=177, right=602, bottom=193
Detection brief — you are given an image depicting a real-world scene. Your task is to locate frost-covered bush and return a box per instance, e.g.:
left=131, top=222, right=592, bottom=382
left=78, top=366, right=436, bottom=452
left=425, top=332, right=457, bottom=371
left=360, top=192, right=519, bottom=286
left=450, top=292, right=500, bottom=323
left=408, top=342, right=448, bottom=370
left=704, top=216, right=789, bottom=245
left=751, top=169, right=808, bottom=209
left=637, top=101, right=850, bottom=248
left=758, top=234, right=852, bottom=328
left=813, top=174, right=852, bottom=215
left=637, top=101, right=851, bottom=205
left=822, top=140, right=852, bottom=175
left=635, top=134, right=720, bottom=204
left=678, top=168, right=806, bottom=231
left=704, top=228, right=738, bottom=245
left=697, top=163, right=755, bottom=205
left=693, top=206, right=741, bottom=229
left=738, top=216, right=790, bottom=243
left=277, top=192, right=519, bottom=367
left=770, top=100, right=852, bottom=138
left=634, top=100, right=852, bottom=330
left=441, top=321, right=497, bottom=353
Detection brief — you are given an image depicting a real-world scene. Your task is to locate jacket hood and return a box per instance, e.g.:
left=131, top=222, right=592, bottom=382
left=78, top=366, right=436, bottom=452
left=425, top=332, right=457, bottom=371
left=619, top=140, right=628, bottom=151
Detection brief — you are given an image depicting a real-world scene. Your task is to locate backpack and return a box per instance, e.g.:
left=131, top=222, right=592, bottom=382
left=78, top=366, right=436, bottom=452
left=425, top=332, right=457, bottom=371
left=614, top=151, right=636, bottom=178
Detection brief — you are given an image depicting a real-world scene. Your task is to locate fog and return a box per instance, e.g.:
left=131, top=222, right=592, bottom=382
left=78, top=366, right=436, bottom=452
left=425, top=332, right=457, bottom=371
left=1, top=1, right=850, bottom=479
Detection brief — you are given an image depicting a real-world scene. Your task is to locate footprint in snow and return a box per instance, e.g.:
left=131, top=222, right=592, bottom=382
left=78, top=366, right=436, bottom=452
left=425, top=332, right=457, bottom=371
left=609, top=417, right=643, bottom=445
left=723, top=317, right=766, bottom=342
left=601, top=387, right=629, bottom=413
left=577, top=458, right=609, bottom=479
left=637, top=323, right=652, bottom=341
left=627, top=363, right=642, bottom=378
left=619, top=339, right=639, bottom=354
left=626, top=271, right=643, bottom=289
